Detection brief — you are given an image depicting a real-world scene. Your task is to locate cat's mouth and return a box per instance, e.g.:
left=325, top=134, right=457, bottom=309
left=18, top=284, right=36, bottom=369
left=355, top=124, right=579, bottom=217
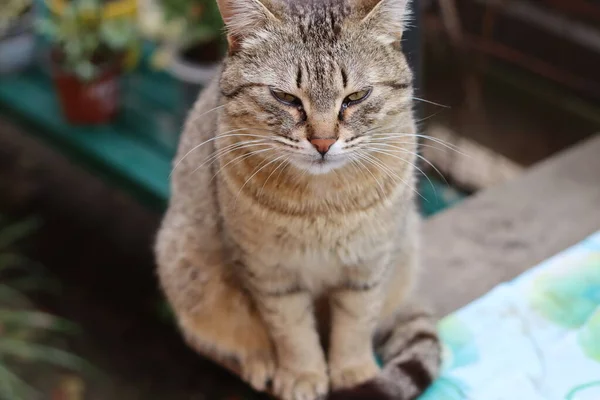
left=290, top=153, right=349, bottom=175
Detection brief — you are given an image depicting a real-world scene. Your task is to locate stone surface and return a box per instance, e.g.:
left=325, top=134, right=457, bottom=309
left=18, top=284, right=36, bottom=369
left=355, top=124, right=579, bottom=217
left=421, top=134, right=600, bottom=316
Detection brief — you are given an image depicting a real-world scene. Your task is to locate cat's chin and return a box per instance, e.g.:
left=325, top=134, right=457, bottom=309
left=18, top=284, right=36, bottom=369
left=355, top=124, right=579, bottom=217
left=291, top=156, right=349, bottom=175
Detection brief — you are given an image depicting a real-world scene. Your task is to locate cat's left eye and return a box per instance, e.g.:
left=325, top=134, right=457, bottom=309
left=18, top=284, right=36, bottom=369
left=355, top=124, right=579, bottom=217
left=270, top=88, right=301, bottom=106
left=344, top=88, right=371, bottom=105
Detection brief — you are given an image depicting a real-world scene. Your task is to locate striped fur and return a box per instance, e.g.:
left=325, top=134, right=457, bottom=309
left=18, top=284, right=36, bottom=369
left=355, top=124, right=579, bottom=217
left=156, top=1, right=441, bottom=399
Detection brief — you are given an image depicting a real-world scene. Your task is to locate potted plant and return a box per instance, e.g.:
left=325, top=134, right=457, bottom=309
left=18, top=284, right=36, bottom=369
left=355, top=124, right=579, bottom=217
left=36, top=0, right=138, bottom=124
left=151, top=0, right=226, bottom=110
left=0, top=0, right=36, bottom=75
left=47, top=0, right=142, bottom=71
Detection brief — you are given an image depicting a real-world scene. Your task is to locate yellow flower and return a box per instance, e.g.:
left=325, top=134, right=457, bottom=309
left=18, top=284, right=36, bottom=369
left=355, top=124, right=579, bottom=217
left=150, top=47, right=173, bottom=71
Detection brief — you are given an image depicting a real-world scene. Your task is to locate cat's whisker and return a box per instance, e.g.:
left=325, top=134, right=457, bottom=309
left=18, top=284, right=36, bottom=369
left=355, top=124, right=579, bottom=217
left=347, top=157, right=379, bottom=198
left=371, top=133, right=467, bottom=156
left=365, top=124, right=416, bottom=135
left=184, top=104, right=226, bottom=127
left=368, top=127, right=435, bottom=139
left=209, top=147, right=276, bottom=182
left=171, top=128, right=275, bottom=176
left=274, top=157, right=292, bottom=188
left=367, top=148, right=437, bottom=198
left=191, top=141, right=272, bottom=176
left=369, top=139, right=462, bottom=164
left=358, top=151, right=427, bottom=202
left=366, top=138, right=418, bottom=147
left=371, top=132, right=462, bottom=153
left=411, top=97, right=450, bottom=109
left=196, top=140, right=271, bottom=173
left=349, top=155, right=387, bottom=202
left=259, top=156, right=290, bottom=198
left=414, top=109, right=445, bottom=125
left=234, top=153, right=288, bottom=211
left=363, top=125, right=401, bottom=136
left=358, top=152, right=401, bottom=193
left=368, top=143, right=449, bottom=185
left=368, top=138, right=455, bottom=155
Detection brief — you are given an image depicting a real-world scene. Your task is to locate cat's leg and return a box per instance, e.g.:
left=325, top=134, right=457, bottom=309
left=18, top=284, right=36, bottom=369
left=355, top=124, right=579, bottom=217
left=251, top=289, right=329, bottom=400
left=327, top=263, right=386, bottom=390
left=175, top=279, right=277, bottom=392
left=328, top=237, right=441, bottom=399
left=327, top=302, right=442, bottom=400
left=164, top=268, right=277, bottom=391
left=156, top=220, right=276, bottom=392
left=327, top=247, right=441, bottom=398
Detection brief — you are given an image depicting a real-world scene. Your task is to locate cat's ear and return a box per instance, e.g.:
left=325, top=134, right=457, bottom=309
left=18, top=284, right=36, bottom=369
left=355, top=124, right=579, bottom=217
left=216, top=0, right=281, bottom=53
left=354, top=0, right=412, bottom=45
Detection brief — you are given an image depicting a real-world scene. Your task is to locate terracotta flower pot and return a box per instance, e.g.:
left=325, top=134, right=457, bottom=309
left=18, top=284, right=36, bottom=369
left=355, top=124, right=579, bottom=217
left=51, top=56, right=121, bottom=125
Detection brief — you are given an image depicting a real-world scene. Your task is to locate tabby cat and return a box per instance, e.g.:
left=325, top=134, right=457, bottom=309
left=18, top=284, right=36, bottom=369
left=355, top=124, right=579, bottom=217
left=155, top=0, right=442, bottom=399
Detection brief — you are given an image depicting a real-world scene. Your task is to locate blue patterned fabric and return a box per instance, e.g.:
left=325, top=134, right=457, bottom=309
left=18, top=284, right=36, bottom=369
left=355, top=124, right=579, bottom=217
left=421, top=231, right=600, bottom=400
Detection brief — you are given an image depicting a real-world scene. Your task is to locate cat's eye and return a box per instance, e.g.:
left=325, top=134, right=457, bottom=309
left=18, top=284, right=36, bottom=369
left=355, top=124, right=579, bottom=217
left=344, top=88, right=372, bottom=105
left=270, top=88, right=301, bottom=106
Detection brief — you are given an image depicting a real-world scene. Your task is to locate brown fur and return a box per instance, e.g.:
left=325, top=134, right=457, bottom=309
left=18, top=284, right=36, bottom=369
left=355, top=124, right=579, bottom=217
left=155, top=1, right=441, bottom=399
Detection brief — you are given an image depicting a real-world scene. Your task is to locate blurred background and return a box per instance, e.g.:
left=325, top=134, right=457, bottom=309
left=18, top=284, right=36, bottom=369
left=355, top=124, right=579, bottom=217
left=0, top=0, right=598, bottom=399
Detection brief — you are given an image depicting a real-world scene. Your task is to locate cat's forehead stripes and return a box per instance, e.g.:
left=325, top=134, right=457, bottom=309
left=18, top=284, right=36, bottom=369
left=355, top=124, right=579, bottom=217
left=289, top=0, right=350, bottom=43
left=300, top=54, right=342, bottom=112
left=284, top=1, right=354, bottom=111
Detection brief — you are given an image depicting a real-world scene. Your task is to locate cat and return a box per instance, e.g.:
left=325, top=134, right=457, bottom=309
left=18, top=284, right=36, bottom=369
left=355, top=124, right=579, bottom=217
left=155, top=0, right=442, bottom=399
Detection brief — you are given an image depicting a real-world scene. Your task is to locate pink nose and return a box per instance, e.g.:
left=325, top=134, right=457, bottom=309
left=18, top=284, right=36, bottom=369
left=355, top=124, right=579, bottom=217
left=310, top=138, right=336, bottom=155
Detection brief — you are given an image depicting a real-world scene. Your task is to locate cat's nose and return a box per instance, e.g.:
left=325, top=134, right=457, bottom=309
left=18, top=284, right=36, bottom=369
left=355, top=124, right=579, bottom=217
left=310, top=138, right=336, bottom=155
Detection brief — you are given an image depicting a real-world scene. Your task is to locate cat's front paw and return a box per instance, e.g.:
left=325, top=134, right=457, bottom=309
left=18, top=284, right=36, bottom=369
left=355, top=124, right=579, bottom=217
left=240, top=350, right=277, bottom=392
left=272, top=367, right=329, bottom=400
left=329, top=359, right=380, bottom=390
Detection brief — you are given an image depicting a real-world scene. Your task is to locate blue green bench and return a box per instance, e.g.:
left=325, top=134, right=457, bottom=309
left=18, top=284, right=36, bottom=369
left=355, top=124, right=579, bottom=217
left=0, top=58, right=180, bottom=210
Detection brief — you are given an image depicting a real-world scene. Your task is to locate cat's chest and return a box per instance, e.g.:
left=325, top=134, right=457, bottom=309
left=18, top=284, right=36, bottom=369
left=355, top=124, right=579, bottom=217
left=237, top=210, right=391, bottom=269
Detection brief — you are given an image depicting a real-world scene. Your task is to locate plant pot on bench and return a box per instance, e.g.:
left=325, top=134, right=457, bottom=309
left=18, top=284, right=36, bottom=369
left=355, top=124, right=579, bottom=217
left=52, top=51, right=121, bottom=124
left=36, top=0, right=138, bottom=125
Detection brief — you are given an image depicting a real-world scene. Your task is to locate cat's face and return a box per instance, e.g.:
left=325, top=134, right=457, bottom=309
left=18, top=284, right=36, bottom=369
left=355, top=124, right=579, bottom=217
left=218, top=0, right=414, bottom=175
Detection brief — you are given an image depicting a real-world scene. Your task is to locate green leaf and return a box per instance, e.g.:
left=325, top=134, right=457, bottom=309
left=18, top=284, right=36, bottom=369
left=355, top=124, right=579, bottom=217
left=8, top=275, right=60, bottom=294
left=81, top=33, right=99, bottom=54
left=0, top=218, right=40, bottom=250
left=0, top=284, right=32, bottom=308
left=0, top=338, right=93, bottom=373
left=62, top=2, right=78, bottom=21
left=100, top=19, right=136, bottom=50
left=77, top=0, right=101, bottom=15
left=74, top=61, right=96, bottom=81
left=0, top=253, right=29, bottom=272
left=0, top=310, right=80, bottom=335
left=65, top=39, right=84, bottom=59
left=35, top=18, right=59, bottom=39
left=0, top=363, right=39, bottom=400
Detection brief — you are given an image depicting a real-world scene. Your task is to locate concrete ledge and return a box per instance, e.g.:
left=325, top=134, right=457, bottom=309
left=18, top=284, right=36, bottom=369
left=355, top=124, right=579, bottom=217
left=422, top=134, right=600, bottom=316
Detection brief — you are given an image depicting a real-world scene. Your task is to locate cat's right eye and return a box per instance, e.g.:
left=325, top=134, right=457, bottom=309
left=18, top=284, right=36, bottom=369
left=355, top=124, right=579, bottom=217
left=270, top=88, right=302, bottom=107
